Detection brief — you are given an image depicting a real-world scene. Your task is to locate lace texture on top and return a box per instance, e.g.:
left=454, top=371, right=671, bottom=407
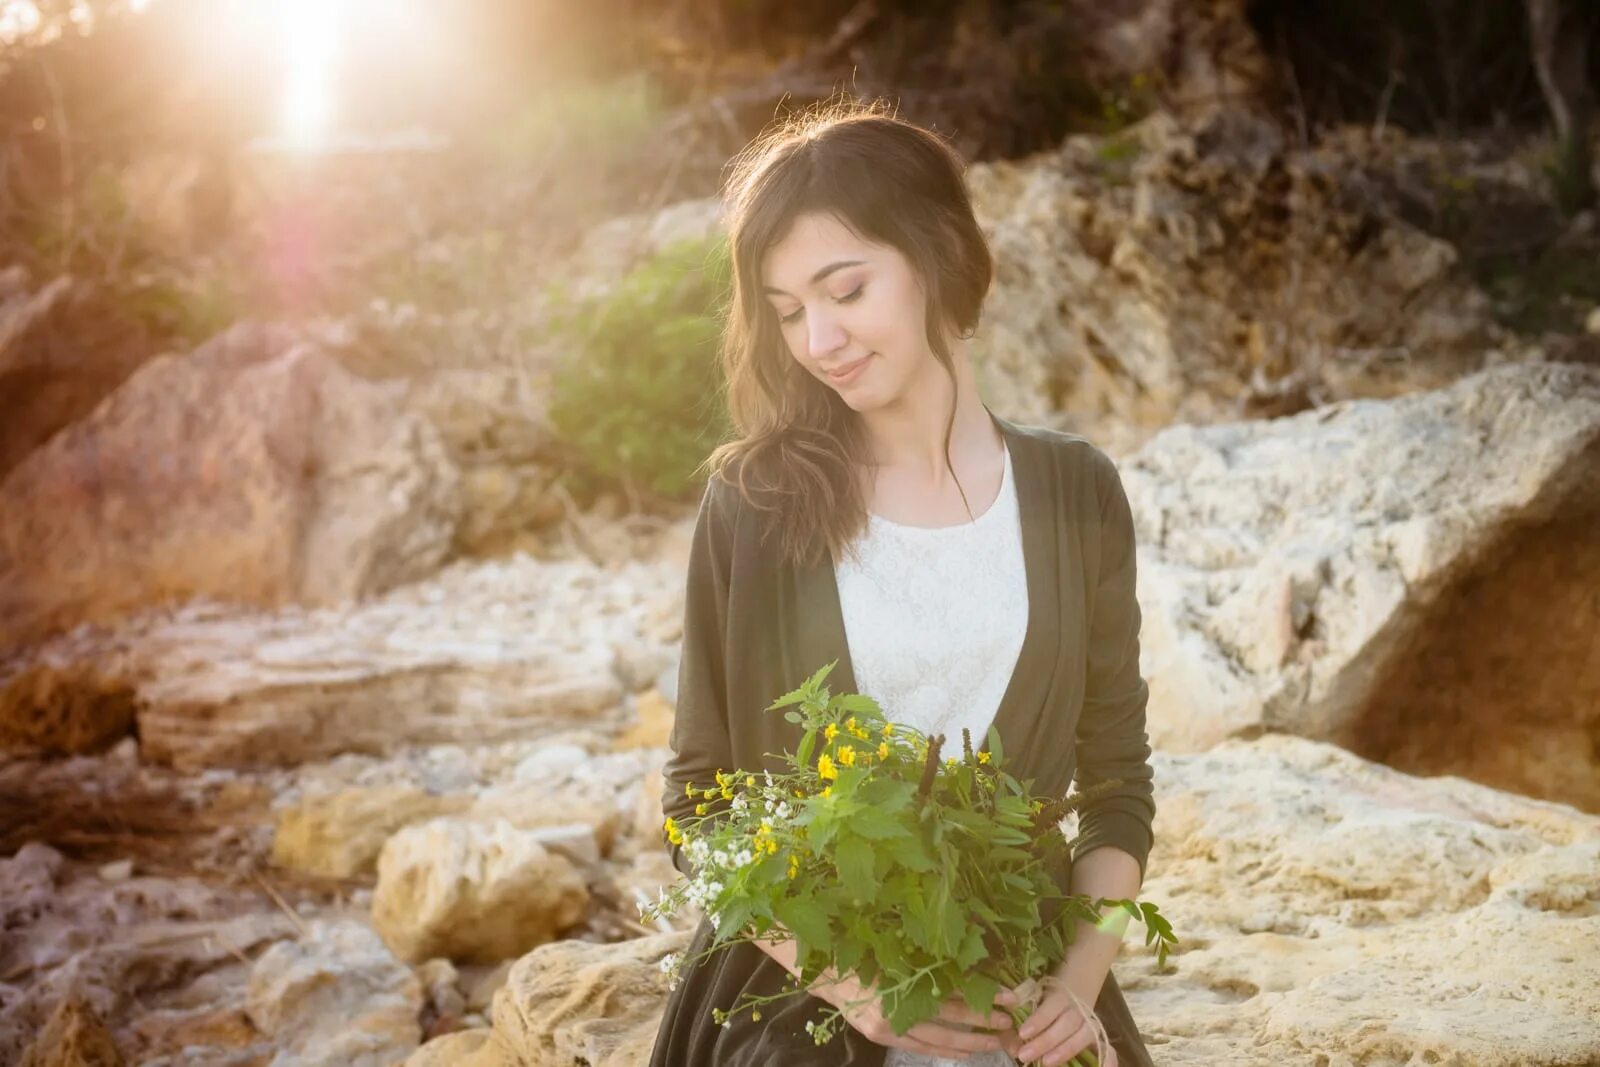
left=834, top=443, right=1026, bottom=1067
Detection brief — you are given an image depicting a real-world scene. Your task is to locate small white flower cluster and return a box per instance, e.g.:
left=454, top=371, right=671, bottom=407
left=657, top=951, right=682, bottom=991
left=685, top=875, right=725, bottom=910
left=763, top=797, right=792, bottom=819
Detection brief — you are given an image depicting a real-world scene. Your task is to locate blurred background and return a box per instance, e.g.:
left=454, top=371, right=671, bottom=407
left=1, top=2, right=1597, bottom=1064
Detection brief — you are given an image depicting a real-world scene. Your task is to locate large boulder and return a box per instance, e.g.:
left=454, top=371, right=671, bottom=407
left=478, top=931, right=688, bottom=1067
left=1133, top=735, right=1600, bottom=1065
left=1128, top=362, right=1600, bottom=812
left=372, top=817, right=591, bottom=965
left=0, top=322, right=462, bottom=652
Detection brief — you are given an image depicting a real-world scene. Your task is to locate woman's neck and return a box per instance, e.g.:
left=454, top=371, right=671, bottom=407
left=856, top=342, right=1001, bottom=481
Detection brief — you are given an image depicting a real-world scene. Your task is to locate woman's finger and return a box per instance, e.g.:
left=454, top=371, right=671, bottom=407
left=1017, top=1007, right=1093, bottom=1066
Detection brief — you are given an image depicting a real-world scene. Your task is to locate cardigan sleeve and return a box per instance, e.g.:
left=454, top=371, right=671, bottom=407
left=1070, top=448, right=1157, bottom=883
left=660, top=477, right=738, bottom=879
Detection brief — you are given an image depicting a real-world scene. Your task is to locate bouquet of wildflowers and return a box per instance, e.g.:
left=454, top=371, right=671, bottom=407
left=642, top=661, right=1176, bottom=1066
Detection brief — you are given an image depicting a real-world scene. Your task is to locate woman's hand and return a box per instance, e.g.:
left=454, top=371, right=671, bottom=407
left=811, top=972, right=1015, bottom=1059
left=995, top=979, right=1116, bottom=1067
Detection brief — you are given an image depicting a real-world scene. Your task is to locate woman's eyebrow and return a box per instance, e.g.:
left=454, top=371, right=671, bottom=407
left=762, top=259, right=865, bottom=297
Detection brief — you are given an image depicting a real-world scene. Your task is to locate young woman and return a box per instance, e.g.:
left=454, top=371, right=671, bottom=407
left=648, top=102, right=1157, bottom=1067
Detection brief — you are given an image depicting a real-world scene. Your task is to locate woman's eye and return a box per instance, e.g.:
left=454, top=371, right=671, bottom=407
left=776, top=286, right=861, bottom=326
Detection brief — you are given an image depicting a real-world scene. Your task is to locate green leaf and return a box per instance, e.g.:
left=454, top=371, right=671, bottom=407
left=956, top=926, right=989, bottom=971
left=797, top=728, right=817, bottom=770
left=836, top=835, right=876, bottom=900
left=773, top=896, right=831, bottom=955
left=959, top=972, right=1000, bottom=1016
left=883, top=833, right=937, bottom=872
left=835, top=693, right=883, bottom=716
left=847, top=805, right=909, bottom=841
left=886, top=976, right=941, bottom=1036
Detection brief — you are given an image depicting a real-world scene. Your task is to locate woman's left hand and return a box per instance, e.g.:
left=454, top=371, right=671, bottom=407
left=995, top=979, right=1116, bottom=1067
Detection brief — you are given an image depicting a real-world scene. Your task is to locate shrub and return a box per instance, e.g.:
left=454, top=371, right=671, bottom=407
left=545, top=236, right=733, bottom=500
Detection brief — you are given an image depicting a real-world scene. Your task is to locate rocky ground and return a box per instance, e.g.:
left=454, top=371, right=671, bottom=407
left=3, top=103, right=1599, bottom=1064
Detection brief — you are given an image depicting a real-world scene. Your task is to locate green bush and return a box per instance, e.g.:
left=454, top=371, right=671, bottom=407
left=546, top=236, right=733, bottom=501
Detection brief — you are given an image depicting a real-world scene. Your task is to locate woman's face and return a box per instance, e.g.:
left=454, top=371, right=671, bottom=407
left=759, top=211, right=937, bottom=412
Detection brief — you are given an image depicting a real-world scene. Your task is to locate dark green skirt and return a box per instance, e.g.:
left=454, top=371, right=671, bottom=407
left=647, top=915, right=1155, bottom=1067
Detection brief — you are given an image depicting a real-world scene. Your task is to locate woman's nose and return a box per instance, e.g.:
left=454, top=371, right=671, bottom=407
left=807, top=310, right=847, bottom=361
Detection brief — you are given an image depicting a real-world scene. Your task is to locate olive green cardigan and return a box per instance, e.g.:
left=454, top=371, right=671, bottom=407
left=648, top=409, right=1157, bottom=1067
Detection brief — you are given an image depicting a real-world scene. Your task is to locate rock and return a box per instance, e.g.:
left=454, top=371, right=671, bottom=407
left=372, top=817, right=590, bottom=964
left=968, top=110, right=1509, bottom=443
left=613, top=689, right=675, bottom=750
left=271, top=786, right=473, bottom=879
left=1129, top=362, right=1600, bottom=811
left=0, top=271, right=158, bottom=481
left=404, top=1029, right=501, bottom=1067
left=245, top=918, right=423, bottom=1066
left=0, top=664, right=139, bottom=757
left=0, top=549, right=674, bottom=768
left=0, top=322, right=462, bottom=651
left=17, top=996, right=124, bottom=1067
left=414, top=957, right=467, bottom=1036
left=1136, top=735, right=1600, bottom=1065
left=482, top=931, right=689, bottom=1067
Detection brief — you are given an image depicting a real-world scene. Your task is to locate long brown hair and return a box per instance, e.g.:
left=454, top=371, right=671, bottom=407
left=702, top=99, right=995, bottom=569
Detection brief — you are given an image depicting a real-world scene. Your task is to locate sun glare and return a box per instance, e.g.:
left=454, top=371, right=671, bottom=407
left=280, top=0, right=340, bottom=151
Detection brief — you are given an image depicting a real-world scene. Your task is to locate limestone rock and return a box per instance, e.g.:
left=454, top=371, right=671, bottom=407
left=968, top=110, right=1509, bottom=444
left=245, top=918, right=423, bottom=1066
left=271, top=786, right=473, bottom=879
left=0, top=322, right=462, bottom=652
left=372, top=818, right=591, bottom=964
left=403, top=1029, right=499, bottom=1067
left=0, top=548, right=680, bottom=768
left=1129, top=362, right=1600, bottom=811
left=1135, top=735, right=1600, bottom=1065
left=17, top=996, right=124, bottom=1067
left=484, top=931, right=688, bottom=1067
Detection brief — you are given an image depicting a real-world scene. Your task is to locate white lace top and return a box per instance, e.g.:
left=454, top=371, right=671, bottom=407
left=834, top=442, right=1026, bottom=1067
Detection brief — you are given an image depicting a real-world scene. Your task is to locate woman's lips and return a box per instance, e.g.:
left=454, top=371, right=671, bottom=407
left=825, top=354, right=871, bottom=384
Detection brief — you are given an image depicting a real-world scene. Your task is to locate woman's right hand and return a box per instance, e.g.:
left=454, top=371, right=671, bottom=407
left=810, top=970, right=1015, bottom=1060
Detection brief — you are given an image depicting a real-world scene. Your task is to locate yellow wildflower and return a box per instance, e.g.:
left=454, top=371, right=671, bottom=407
left=817, top=754, right=838, bottom=781
left=878, top=742, right=890, bottom=760
left=946, top=757, right=958, bottom=768
left=977, top=751, right=992, bottom=764
left=685, top=781, right=695, bottom=797
left=845, top=716, right=858, bottom=732
left=694, top=803, right=707, bottom=816
left=703, top=788, right=718, bottom=800
left=746, top=775, right=757, bottom=787
left=664, top=817, right=682, bottom=845
left=767, top=838, right=779, bottom=855
left=787, top=855, right=799, bottom=879
left=825, top=723, right=839, bottom=742
left=883, top=723, right=895, bottom=737
left=752, top=1011, right=762, bottom=1021
left=821, top=786, right=832, bottom=798
left=838, top=745, right=857, bottom=767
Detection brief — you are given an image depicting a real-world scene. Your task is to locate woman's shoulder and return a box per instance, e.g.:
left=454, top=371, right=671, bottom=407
left=997, top=416, right=1127, bottom=496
